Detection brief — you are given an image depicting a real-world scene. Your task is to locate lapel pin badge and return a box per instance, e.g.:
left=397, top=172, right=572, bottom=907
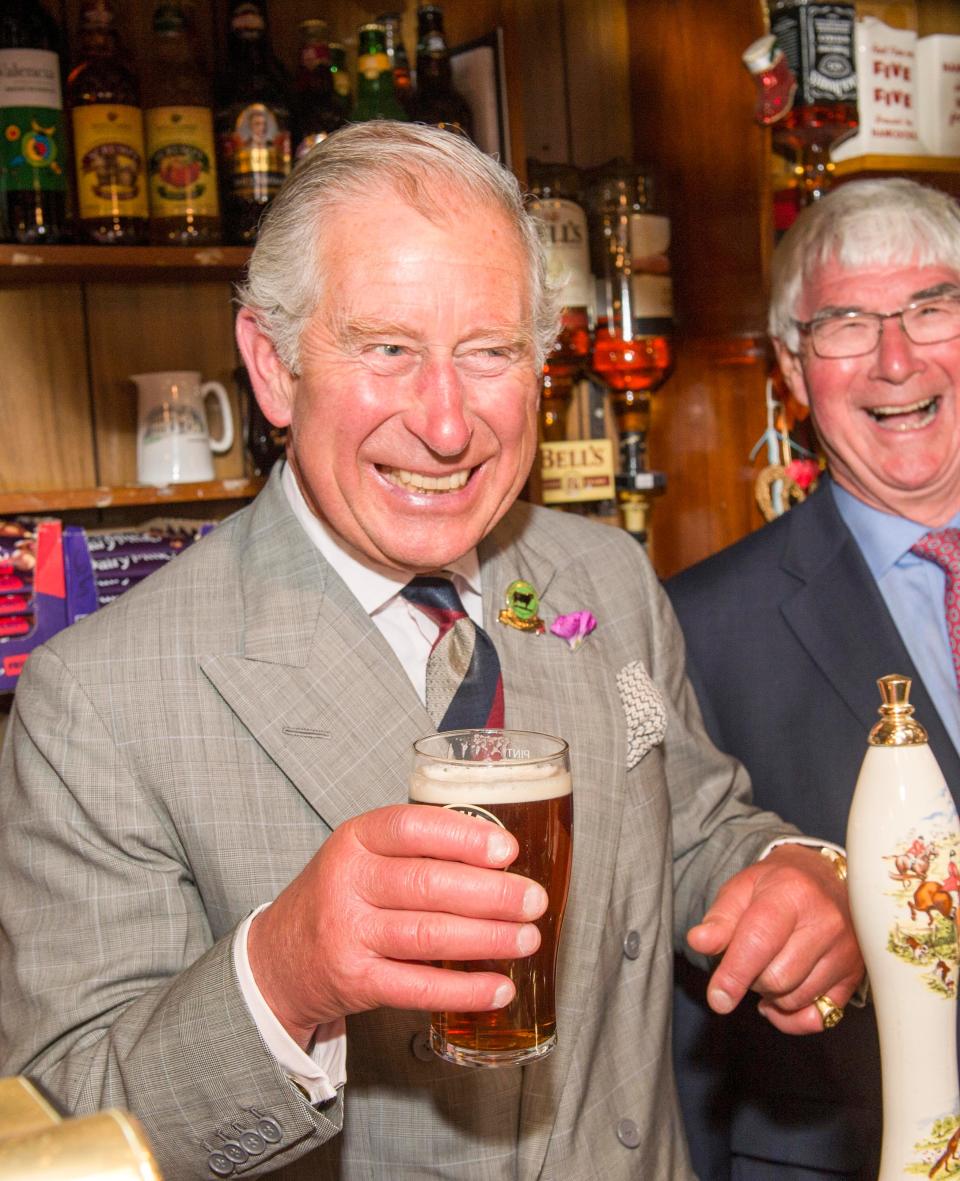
left=498, top=578, right=546, bottom=634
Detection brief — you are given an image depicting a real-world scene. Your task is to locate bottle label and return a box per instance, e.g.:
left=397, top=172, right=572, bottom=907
left=146, top=106, right=219, bottom=217
left=530, top=197, right=592, bottom=311
left=219, top=102, right=290, bottom=200
left=359, top=52, right=391, bottom=81
left=771, top=4, right=857, bottom=105
left=0, top=50, right=67, bottom=194
left=72, top=104, right=149, bottom=218
left=629, top=213, right=674, bottom=333
left=300, top=43, right=330, bottom=70
left=230, top=2, right=265, bottom=39
left=539, top=439, right=616, bottom=505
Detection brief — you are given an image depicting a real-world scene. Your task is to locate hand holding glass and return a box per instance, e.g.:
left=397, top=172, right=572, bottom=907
left=410, top=729, right=573, bottom=1068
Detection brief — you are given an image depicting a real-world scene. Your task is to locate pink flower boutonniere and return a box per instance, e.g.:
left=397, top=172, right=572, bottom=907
left=550, top=611, right=597, bottom=651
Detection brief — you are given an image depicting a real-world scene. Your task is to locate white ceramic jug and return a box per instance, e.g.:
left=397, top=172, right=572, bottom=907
left=133, top=371, right=234, bottom=485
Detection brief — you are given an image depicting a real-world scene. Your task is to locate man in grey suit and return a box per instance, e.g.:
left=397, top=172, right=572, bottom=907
left=670, top=178, right=960, bottom=1179
left=0, top=122, right=862, bottom=1180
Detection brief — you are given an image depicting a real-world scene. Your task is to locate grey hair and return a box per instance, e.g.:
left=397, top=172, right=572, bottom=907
left=769, top=177, right=960, bottom=352
left=235, top=120, right=562, bottom=373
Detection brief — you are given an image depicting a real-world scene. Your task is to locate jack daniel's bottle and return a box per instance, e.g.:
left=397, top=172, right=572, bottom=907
left=769, top=0, right=858, bottom=200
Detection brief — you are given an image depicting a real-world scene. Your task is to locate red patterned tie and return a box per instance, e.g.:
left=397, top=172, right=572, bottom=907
left=401, top=576, right=505, bottom=730
left=910, top=528, right=960, bottom=690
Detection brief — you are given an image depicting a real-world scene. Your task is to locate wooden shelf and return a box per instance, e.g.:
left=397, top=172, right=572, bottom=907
left=0, top=478, right=266, bottom=516
left=0, top=244, right=252, bottom=284
left=832, top=154, right=960, bottom=177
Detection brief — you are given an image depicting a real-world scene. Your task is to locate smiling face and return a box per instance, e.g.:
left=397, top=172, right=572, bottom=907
left=775, top=258, right=960, bottom=526
left=239, top=186, right=541, bottom=573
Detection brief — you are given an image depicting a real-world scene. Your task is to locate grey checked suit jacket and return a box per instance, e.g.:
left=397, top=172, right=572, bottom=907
left=0, top=468, right=798, bottom=1179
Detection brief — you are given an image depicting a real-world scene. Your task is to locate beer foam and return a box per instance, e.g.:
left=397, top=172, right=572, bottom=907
left=410, top=761, right=572, bottom=805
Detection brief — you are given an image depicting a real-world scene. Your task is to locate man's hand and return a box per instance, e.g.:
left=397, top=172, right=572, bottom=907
left=686, top=844, right=864, bottom=1034
left=248, top=804, right=548, bottom=1051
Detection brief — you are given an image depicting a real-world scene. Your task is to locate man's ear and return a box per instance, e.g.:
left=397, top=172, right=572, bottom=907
left=235, top=308, right=296, bottom=428
left=772, top=338, right=810, bottom=409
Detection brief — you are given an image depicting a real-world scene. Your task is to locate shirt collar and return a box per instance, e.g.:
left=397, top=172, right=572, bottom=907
left=831, top=480, right=960, bottom=579
left=280, top=461, right=481, bottom=614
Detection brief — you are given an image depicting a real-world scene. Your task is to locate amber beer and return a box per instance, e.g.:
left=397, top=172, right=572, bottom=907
left=410, top=729, right=573, bottom=1067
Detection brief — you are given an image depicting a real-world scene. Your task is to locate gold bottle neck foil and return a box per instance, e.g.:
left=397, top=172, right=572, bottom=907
left=868, top=674, right=929, bottom=746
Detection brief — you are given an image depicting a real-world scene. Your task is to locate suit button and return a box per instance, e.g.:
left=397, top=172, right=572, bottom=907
left=623, top=930, right=641, bottom=960
left=616, top=1118, right=641, bottom=1148
left=207, top=1151, right=234, bottom=1176
left=239, top=1129, right=266, bottom=1155
left=220, top=1141, right=248, bottom=1165
left=411, top=1030, right=435, bottom=1062
left=256, top=1116, right=282, bottom=1143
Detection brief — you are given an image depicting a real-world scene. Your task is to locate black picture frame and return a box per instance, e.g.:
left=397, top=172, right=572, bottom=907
left=449, top=28, right=511, bottom=169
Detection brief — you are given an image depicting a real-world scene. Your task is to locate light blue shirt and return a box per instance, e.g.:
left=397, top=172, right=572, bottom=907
left=832, top=481, right=960, bottom=752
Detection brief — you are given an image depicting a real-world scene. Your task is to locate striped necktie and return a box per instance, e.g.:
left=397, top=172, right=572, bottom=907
left=401, top=575, right=505, bottom=730
left=911, top=528, right=960, bottom=691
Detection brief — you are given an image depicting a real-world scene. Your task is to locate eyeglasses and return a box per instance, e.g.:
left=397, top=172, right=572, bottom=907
left=794, top=294, right=960, bottom=359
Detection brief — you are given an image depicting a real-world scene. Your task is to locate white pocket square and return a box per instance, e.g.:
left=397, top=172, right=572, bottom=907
left=617, top=660, right=667, bottom=770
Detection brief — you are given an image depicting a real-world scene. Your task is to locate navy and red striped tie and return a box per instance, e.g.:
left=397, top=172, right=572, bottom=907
left=401, top=575, right=505, bottom=730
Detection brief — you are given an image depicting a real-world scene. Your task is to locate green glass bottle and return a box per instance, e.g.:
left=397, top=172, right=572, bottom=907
left=351, top=23, right=408, bottom=123
left=0, top=0, right=69, bottom=243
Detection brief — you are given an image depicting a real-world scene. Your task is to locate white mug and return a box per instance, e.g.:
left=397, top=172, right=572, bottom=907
left=133, top=371, right=235, bottom=485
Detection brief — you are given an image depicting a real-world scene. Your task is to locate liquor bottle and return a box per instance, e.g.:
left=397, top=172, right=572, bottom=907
left=769, top=0, right=858, bottom=202
left=292, top=19, right=346, bottom=162
left=527, top=160, right=592, bottom=434
left=67, top=0, right=149, bottom=245
left=586, top=161, right=671, bottom=544
left=328, top=42, right=351, bottom=110
left=215, top=0, right=292, bottom=246
left=411, top=4, right=472, bottom=136
left=587, top=162, right=674, bottom=421
left=377, top=12, right=414, bottom=114
left=0, top=0, right=69, bottom=243
left=846, top=676, right=960, bottom=1179
left=351, top=23, right=408, bottom=123
left=143, top=2, right=220, bottom=246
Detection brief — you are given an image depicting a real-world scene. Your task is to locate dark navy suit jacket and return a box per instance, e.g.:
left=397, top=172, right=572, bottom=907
left=667, top=478, right=960, bottom=1179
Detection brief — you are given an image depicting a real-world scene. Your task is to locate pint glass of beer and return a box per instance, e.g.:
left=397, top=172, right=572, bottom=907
left=410, top=729, right=573, bottom=1067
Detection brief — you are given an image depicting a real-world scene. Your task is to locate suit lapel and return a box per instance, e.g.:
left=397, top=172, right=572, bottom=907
left=780, top=484, right=960, bottom=789
left=201, top=472, right=434, bottom=829
left=482, top=507, right=628, bottom=1178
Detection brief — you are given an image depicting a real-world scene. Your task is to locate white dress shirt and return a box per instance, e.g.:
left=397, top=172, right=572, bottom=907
left=233, top=463, right=484, bottom=1102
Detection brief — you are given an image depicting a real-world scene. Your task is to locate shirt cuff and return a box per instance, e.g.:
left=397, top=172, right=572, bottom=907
left=233, top=904, right=347, bottom=1103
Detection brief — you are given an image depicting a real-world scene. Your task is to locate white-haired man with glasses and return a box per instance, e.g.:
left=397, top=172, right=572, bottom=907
left=670, top=176, right=960, bottom=1180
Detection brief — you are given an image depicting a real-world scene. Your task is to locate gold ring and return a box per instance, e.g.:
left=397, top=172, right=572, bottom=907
left=813, top=993, right=844, bottom=1029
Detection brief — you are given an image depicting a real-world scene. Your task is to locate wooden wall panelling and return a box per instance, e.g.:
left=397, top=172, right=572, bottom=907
left=0, top=284, right=96, bottom=493
left=647, top=339, right=769, bottom=577
left=561, top=0, right=633, bottom=168
left=626, top=0, right=771, bottom=578
left=84, top=281, right=242, bottom=486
